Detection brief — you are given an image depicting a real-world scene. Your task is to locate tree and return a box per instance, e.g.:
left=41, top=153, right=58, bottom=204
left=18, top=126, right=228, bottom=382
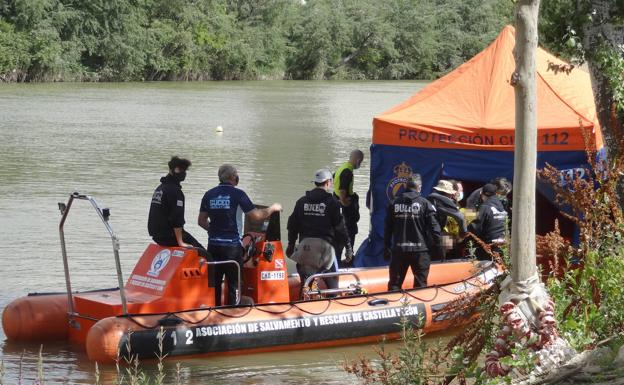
left=583, top=2, right=624, bottom=160
left=512, top=0, right=540, bottom=284
left=539, top=1, right=624, bottom=162
left=480, top=2, right=579, bottom=380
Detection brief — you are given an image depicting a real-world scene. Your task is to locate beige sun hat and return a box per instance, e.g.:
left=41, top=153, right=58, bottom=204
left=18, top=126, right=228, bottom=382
left=433, top=180, right=456, bottom=195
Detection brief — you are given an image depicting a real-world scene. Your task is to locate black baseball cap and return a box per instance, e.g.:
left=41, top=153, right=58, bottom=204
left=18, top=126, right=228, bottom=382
left=482, top=183, right=497, bottom=196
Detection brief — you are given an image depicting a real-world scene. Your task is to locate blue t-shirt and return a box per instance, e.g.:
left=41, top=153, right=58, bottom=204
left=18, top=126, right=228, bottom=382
left=200, top=183, right=255, bottom=246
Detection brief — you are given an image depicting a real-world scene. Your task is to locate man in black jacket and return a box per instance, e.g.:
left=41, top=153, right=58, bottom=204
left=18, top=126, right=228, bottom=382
left=427, top=179, right=467, bottom=235
left=428, top=179, right=467, bottom=260
left=148, top=156, right=208, bottom=257
left=384, top=174, right=441, bottom=290
left=467, top=183, right=508, bottom=260
left=287, top=169, right=352, bottom=291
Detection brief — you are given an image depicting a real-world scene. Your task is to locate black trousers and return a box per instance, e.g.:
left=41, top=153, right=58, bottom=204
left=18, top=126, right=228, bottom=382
left=152, top=230, right=210, bottom=260
left=337, top=194, right=360, bottom=268
left=387, top=251, right=431, bottom=290
left=208, top=244, right=244, bottom=306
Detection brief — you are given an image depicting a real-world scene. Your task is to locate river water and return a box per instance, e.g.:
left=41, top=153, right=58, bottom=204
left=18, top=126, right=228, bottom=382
left=0, top=81, right=426, bottom=384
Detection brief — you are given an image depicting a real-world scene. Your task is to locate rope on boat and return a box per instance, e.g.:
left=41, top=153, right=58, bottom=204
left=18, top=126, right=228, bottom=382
left=291, top=299, right=333, bottom=316
left=121, top=265, right=498, bottom=331
left=403, top=286, right=440, bottom=302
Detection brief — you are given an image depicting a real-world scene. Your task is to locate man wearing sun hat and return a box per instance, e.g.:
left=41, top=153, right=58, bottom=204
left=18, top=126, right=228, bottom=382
left=427, top=179, right=467, bottom=260
left=286, top=168, right=352, bottom=292
left=427, top=179, right=467, bottom=235
left=467, top=183, right=508, bottom=260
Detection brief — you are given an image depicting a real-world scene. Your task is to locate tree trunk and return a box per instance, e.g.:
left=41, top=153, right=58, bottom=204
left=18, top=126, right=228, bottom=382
left=583, top=1, right=624, bottom=207
left=512, top=0, right=540, bottom=283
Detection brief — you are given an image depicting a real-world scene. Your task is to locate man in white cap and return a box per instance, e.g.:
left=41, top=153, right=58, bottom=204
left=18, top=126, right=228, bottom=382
left=287, top=169, right=352, bottom=292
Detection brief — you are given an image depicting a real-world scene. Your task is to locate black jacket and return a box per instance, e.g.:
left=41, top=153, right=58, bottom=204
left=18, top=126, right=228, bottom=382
left=384, top=190, right=441, bottom=253
left=287, top=188, right=349, bottom=248
left=427, top=192, right=466, bottom=234
left=148, top=174, right=185, bottom=240
left=467, top=196, right=507, bottom=243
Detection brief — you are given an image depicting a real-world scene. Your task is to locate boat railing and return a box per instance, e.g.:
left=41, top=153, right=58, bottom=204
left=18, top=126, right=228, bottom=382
left=203, top=260, right=242, bottom=306
left=302, top=271, right=363, bottom=299
left=58, top=191, right=128, bottom=320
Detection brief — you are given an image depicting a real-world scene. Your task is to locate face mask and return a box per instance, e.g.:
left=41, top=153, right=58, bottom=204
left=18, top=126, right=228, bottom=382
left=456, top=191, right=464, bottom=201
left=235, top=175, right=239, bottom=185
left=175, top=170, right=186, bottom=182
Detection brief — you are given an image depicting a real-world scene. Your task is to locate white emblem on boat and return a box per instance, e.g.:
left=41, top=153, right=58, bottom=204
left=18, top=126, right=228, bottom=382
left=172, top=250, right=185, bottom=257
left=274, top=259, right=284, bottom=269
left=148, top=249, right=171, bottom=277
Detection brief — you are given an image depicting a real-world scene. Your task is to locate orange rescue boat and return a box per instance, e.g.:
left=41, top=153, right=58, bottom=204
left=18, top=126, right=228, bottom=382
left=2, top=192, right=501, bottom=363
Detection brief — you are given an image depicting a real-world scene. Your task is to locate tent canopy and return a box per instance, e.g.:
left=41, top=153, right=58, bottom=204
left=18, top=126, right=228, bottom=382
left=373, top=25, right=602, bottom=152
left=356, top=25, right=602, bottom=267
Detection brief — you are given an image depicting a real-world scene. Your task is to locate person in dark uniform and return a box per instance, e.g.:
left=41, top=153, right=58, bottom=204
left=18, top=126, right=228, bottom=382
left=198, top=164, right=282, bottom=306
left=466, top=177, right=512, bottom=212
left=333, top=149, right=364, bottom=267
left=427, top=179, right=467, bottom=260
left=427, top=179, right=467, bottom=236
left=148, top=156, right=208, bottom=257
left=384, top=174, right=441, bottom=290
left=286, top=169, right=352, bottom=292
left=467, top=183, right=508, bottom=260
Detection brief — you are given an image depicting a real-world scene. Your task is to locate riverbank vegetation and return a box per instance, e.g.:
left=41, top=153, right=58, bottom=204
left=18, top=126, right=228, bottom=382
left=0, top=0, right=517, bottom=82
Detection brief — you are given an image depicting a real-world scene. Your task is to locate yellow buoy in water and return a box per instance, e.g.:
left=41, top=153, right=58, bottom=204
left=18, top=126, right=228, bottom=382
left=215, top=125, right=223, bottom=133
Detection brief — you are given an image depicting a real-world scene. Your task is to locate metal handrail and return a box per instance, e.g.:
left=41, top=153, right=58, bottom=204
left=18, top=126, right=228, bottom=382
left=205, top=260, right=242, bottom=306
left=59, top=191, right=128, bottom=318
left=302, top=271, right=362, bottom=299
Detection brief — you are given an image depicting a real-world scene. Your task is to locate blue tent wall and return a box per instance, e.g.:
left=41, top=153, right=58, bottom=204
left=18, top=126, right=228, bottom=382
left=354, top=144, right=591, bottom=267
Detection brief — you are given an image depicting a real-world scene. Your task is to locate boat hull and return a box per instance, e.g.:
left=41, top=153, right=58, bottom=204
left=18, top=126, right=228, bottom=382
left=86, top=263, right=499, bottom=362
left=2, top=260, right=500, bottom=362
left=2, top=293, right=68, bottom=342
left=88, top=296, right=425, bottom=361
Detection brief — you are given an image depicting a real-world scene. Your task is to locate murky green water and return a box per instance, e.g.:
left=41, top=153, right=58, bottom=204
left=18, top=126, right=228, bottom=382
left=0, top=81, right=427, bottom=384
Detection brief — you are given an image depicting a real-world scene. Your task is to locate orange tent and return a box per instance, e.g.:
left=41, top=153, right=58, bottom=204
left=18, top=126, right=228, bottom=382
left=373, top=25, right=602, bottom=152
left=356, top=25, right=603, bottom=267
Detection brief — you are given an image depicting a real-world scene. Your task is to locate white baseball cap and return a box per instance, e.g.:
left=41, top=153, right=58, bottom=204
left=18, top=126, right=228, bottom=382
left=313, top=169, right=333, bottom=183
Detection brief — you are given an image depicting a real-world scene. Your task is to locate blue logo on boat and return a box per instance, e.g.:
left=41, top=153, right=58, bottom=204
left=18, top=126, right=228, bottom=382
left=148, top=249, right=171, bottom=277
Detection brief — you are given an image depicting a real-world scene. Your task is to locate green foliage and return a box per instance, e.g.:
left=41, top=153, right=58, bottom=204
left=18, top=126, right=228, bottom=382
left=0, top=19, right=31, bottom=80
left=548, top=250, right=624, bottom=350
left=0, top=0, right=515, bottom=81
left=538, top=0, right=590, bottom=63
left=539, top=1, right=624, bottom=115
left=594, top=43, right=624, bottom=111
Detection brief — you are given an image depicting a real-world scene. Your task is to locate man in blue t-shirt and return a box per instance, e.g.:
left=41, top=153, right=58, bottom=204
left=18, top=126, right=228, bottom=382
left=198, top=164, right=282, bottom=306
